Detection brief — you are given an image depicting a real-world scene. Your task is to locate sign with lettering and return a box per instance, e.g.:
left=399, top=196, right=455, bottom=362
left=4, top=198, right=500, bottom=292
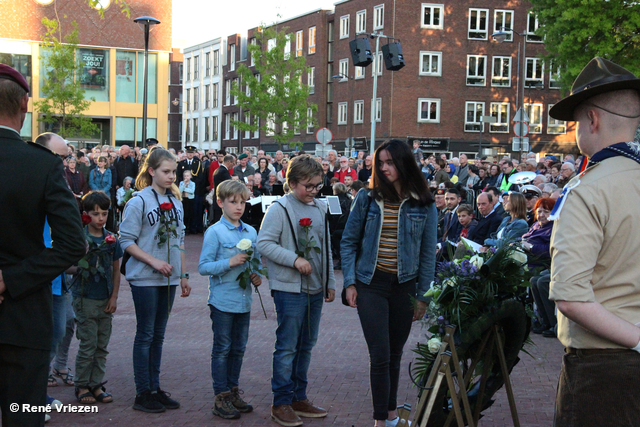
left=79, top=49, right=106, bottom=90
left=407, top=136, right=450, bottom=151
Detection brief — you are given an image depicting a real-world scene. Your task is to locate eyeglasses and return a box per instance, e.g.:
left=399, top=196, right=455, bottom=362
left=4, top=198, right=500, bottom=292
left=302, top=183, right=324, bottom=192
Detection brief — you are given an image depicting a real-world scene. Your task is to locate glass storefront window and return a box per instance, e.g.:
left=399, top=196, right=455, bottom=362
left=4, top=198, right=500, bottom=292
left=136, top=118, right=157, bottom=141
left=116, top=50, right=136, bottom=103
left=0, top=53, right=32, bottom=92
left=20, top=112, right=32, bottom=141
left=78, top=48, right=109, bottom=102
left=137, top=52, right=157, bottom=104
left=115, top=117, right=135, bottom=146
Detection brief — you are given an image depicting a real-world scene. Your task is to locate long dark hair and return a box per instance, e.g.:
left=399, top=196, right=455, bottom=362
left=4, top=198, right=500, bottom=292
left=370, top=139, right=433, bottom=206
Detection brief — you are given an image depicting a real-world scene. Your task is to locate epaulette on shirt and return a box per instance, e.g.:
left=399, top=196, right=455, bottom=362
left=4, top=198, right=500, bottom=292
left=548, top=163, right=600, bottom=221
left=26, top=140, right=58, bottom=156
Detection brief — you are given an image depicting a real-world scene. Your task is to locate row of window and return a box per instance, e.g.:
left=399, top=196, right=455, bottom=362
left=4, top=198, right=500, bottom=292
left=185, top=116, right=219, bottom=143
left=421, top=4, right=542, bottom=42
left=339, top=4, right=385, bottom=39
left=337, top=99, right=382, bottom=125
left=185, top=50, right=221, bottom=82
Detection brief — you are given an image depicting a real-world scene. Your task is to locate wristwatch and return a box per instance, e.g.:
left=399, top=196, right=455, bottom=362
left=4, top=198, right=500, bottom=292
left=180, top=273, right=189, bottom=279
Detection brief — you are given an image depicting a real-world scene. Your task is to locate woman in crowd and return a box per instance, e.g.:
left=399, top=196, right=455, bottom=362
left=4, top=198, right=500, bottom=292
left=116, top=177, right=134, bottom=208
left=276, top=158, right=289, bottom=184
left=522, top=197, right=556, bottom=337
left=549, top=163, right=561, bottom=184
left=89, top=155, right=112, bottom=194
left=341, top=139, right=436, bottom=427
left=483, top=192, right=529, bottom=249
left=473, top=166, right=489, bottom=192
left=256, top=157, right=271, bottom=186
left=466, top=165, right=480, bottom=190
left=65, top=157, right=88, bottom=210
left=433, top=158, right=450, bottom=186
left=261, top=172, right=278, bottom=195
left=485, top=164, right=500, bottom=187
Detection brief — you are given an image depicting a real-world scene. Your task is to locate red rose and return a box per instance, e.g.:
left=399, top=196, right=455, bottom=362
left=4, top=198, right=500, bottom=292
left=159, top=202, right=173, bottom=211
left=105, top=234, right=116, bottom=245
left=299, top=218, right=312, bottom=227
left=81, top=214, right=92, bottom=226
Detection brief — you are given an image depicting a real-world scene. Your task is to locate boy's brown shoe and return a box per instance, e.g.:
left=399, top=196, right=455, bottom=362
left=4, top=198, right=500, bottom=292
left=291, top=399, right=327, bottom=418
left=229, top=387, right=253, bottom=413
left=271, top=404, right=303, bottom=426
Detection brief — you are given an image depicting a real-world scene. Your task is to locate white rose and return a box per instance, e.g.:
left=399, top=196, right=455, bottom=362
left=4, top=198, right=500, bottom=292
left=236, top=239, right=252, bottom=251
left=510, top=248, right=528, bottom=265
left=427, top=337, right=442, bottom=354
left=470, top=255, right=484, bottom=269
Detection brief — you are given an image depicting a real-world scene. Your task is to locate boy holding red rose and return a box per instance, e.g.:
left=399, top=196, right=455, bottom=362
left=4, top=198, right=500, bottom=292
left=257, top=155, right=335, bottom=427
left=68, top=191, right=122, bottom=404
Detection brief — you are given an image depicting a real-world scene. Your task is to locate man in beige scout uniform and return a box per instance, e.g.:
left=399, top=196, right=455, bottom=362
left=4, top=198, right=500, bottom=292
left=548, top=57, right=640, bottom=426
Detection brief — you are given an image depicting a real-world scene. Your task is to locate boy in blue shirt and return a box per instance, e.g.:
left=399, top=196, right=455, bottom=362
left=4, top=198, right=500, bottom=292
left=69, top=191, right=122, bottom=404
left=198, top=179, right=262, bottom=420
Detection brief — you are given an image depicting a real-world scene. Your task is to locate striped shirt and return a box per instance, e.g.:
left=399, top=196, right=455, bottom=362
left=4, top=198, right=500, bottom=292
left=376, top=201, right=400, bottom=273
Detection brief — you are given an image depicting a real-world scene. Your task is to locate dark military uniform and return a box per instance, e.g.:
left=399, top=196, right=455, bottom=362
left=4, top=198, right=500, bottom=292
left=177, top=156, right=206, bottom=233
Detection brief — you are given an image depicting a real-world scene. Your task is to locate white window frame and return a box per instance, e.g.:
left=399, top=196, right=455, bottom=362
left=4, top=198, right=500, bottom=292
left=356, top=10, right=366, bottom=34
left=213, top=50, right=219, bottom=75
left=524, top=103, right=543, bottom=134
left=354, top=100, right=364, bottom=124
left=340, top=15, right=350, bottom=39
left=355, top=65, right=365, bottom=79
left=525, top=57, right=544, bottom=88
left=339, top=58, right=349, bottom=82
left=307, top=108, right=314, bottom=134
left=549, top=62, right=561, bottom=89
left=205, top=52, right=211, bottom=76
left=464, top=101, right=485, bottom=132
left=466, top=55, right=487, bottom=86
left=421, top=4, right=444, bottom=30
left=233, top=78, right=239, bottom=105
left=468, top=8, right=489, bottom=40
left=284, top=34, right=291, bottom=60
left=308, top=27, right=316, bottom=54
left=308, top=67, right=315, bottom=94
left=245, top=112, right=251, bottom=139
left=212, top=116, right=219, bottom=141
left=229, top=45, right=235, bottom=71
left=491, top=56, right=511, bottom=87
left=225, top=79, right=231, bottom=106
left=371, top=52, right=383, bottom=77
left=295, top=31, right=303, bottom=57
left=490, top=102, right=509, bottom=133
left=232, top=112, right=238, bottom=139
left=374, top=4, right=384, bottom=30
left=224, top=113, right=230, bottom=139
left=212, top=83, right=219, bottom=108
left=253, top=115, right=259, bottom=139
left=204, top=84, right=210, bottom=109
left=419, top=51, right=442, bottom=76
left=494, top=10, right=514, bottom=42
left=250, top=38, right=256, bottom=66
left=204, top=115, right=210, bottom=141
left=527, top=13, right=543, bottom=42
left=417, top=98, right=441, bottom=123
left=375, top=98, right=382, bottom=122
left=547, top=104, right=567, bottom=134
left=338, top=102, right=348, bottom=125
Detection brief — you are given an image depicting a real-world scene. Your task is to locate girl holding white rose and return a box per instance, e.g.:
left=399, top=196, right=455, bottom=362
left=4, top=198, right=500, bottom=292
left=198, top=179, right=262, bottom=420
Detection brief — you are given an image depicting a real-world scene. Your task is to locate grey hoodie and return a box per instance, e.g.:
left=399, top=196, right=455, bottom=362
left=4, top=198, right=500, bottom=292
left=119, top=186, right=185, bottom=286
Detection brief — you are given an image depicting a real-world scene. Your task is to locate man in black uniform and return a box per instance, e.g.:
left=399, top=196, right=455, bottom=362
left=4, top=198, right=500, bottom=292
left=211, top=154, right=235, bottom=224
left=177, top=145, right=206, bottom=233
left=0, top=64, right=85, bottom=426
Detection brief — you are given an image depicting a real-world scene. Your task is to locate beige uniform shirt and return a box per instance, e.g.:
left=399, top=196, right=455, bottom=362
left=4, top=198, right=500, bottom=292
left=549, top=156, right=640, bottom=349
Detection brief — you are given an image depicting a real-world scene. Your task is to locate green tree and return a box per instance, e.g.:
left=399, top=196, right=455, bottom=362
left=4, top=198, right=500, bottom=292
left=231, top=25, right=317, bottom=147
left=35, top=18, right=99, bottom=139
left=530, top=0, right=640, bottom=91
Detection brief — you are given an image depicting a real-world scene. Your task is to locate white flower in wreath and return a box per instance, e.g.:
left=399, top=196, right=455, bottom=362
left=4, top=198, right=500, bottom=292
left=510, top=248, right=528, bottom=265
left=442, top=278, right=456, bottom=288
left=470, top=255, right=484, bottom=268
left=236, top=239, right=252, bottom=251
left=427, top=337, right=442, bottom=354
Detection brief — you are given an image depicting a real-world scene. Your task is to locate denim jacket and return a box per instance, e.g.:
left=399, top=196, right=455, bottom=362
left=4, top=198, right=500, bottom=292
left=484, top=216, right=529, bottom=248
left=341, top=190, right=437, bottom=302
left=198, top=217, right=260, bottom=313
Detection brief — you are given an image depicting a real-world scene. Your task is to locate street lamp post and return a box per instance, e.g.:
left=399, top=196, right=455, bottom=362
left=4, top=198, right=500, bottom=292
left=134, top=16, right=160, bottom=148
left=332, top=73, right=354, bottom=156
left=172, top=98, right=189, bottom=148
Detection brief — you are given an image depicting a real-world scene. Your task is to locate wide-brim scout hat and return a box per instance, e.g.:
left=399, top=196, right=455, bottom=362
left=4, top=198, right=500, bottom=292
left=550, top=57, right=640, bottom=121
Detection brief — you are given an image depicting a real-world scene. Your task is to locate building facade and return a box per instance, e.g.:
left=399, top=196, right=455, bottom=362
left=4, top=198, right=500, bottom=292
left=168, top=48, right=183, bottom=151
left=0, top=0, right=173, bottom=148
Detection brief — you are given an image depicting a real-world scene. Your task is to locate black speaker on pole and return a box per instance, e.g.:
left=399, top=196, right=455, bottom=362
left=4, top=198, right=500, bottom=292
left=349, top=38, right=373, bottom=67
left=381, top=42, right=405, bottom=71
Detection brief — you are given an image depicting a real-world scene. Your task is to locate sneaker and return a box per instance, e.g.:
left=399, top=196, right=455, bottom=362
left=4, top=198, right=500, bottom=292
left=154, top=388, right=180, bottom=409
left=229, top=387, right=253, bottom=413
left=133, top=390, right=166, bottom=413
left=44, top=414, right=51, bottom=423
left=271, top=404, right=303, bottom=426
left=46, top=395, right=63, bottom=411
left=212, top=391, right=240, bottom=420
left=291, top=399, right=327, bottom=418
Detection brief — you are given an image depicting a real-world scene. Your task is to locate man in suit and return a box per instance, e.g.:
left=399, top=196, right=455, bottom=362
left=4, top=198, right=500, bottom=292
left=441, top=188, right=463, bottom=244
left=0, top=64, right=85, bottom=426
left=177, top=145, right=206, bottom=233
left=211, top=154, right=235, bottom=224
left=468, top=192, right=503, bottom=245
left=113, top=144, right=138, bottom=189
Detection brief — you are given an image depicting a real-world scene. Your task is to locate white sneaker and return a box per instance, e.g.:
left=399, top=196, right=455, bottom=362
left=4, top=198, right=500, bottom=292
left=386, top=417, right=399, bottom=427
left=45, top=414, right=51, bottom=423
left=51, top=399, right=63, bottom=411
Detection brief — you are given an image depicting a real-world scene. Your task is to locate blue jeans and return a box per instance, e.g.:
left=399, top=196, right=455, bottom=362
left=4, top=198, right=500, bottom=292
left=50, top=292, right=69, bottom=363
left=209, top=305, right=251, bottom=395
left=131, top=285, right=176, bottom=395
left=272, top=290, right=323, bottom=406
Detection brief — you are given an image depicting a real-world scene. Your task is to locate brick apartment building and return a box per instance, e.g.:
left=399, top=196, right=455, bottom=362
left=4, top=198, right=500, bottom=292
left=0, top=0, right=174, bottom=148
left=168, top=48, right=183, bottom=151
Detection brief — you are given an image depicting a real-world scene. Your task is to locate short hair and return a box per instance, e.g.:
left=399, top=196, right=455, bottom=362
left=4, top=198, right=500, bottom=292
left=551, top=162, right=562, bottom=171
left=542, top=183, right=558, bottom=194
left=124, top=176, right=133, bottom=185
left=479, top=191, right=494, bottom=203
left=286, top=154, right=323, bottom=186
left=351, top=180, right=365, bottom=192
left=534, top=197, right=556, bottom=218
left=183, top=170, right=192, bottom=177
left=76, top=150, right=85, bottom=159
left=333, top=183, right=348, bottom=195
left=34, top=132, right=55, bottom=148
left=217, top=150, right=227, bottom=156
left=344, top=175, right=353, bottom=182
left=216, top=179, right=250, bottom=202
left=456, top=204, right=474, bottom=216
left=503, top=159, right=514, bottom=168
left=436, top=158, right=447, bottom=169
left=485, top=186, right=500, bottom=198
left=82, top=191, right=111, bottom=211
left=562, top=162, right=575, bottom=171
left=0, top=79, right=27, bottom=119
left=469, top=165, right=479, bottom=174
left=446, top=188, right=460, bottom=197
left=223, top=154, right=235, bottom=163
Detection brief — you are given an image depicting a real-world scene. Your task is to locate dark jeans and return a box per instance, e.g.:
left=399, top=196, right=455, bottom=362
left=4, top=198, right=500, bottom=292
left=209, top=305, right=251, bottom=395
left=356, top=269, right=415, bottom=421
left=131, top=285, right=176, bottom=395
left=183, top=198, right=194, bottom=233
left=192, top=195, right=204, bottom=232
left=50, top=292, right=68, bottom=363
left=531, top=270, right=556, bottom=328
left=555, top=350, right=640, bottom=426
left=0, top=344, right=49, bottom=427
left=272, top=290, right=324, bottom=406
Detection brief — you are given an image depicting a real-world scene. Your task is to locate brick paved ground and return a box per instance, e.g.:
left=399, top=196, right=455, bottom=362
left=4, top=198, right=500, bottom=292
left=46, top=235, right=564, bottom=427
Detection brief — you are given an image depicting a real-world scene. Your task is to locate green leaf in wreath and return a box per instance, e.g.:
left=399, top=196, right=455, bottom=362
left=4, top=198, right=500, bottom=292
left=78, top=259, right=89, bottom=269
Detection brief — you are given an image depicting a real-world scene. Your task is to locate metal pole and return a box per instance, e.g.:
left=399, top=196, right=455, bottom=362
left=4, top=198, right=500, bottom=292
left=348, top=75, right=354, bottom=156
left=141, top=23, right=150, bottom=148
left=519, top=35, right=526, bottom=160
left=370, top=34, right=380, bottom=155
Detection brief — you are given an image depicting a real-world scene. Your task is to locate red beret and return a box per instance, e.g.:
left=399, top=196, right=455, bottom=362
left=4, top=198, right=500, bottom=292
left=0, top=64, right=30, bottom=93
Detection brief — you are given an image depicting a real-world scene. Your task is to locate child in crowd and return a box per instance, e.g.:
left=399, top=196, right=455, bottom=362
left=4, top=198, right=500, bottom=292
left=119, top=147, right=191, bottom=413
left=198, top=179, right=262, bottom=420
left=257, top=154, right=336, bottom=427
left=179, top=170, right=195, bottom=234
left=70, top=191, right=122, bottom=404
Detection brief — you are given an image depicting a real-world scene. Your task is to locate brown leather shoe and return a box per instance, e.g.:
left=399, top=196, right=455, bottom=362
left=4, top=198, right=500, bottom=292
left=271, top=404, right=303, bottom=426
left=291, top=399, right=327, bottom=418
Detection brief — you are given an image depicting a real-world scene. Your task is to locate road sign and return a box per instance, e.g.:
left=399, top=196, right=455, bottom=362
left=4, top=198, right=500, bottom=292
left=514, top=121, right=529, bottom=137
left=481, top=115, right=497, bottom=124
left=315, top=144, right=332, bottom=157
left=315, top=127, right=333, bottom=145
left=513, top=107, right=530, bottom=123
left=512, top=137, right=530, bottom=152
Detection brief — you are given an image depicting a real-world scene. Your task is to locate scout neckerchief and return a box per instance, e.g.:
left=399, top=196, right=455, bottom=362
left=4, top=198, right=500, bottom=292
left=549, top=141, right=640, bottom=220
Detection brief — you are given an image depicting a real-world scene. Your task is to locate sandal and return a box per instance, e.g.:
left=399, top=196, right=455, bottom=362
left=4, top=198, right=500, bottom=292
left=47, top=375, right=58, bottom=387
left=75, top=387, right=96, bottom=404
left=91, top=381, right=113, bottom=403
left=52, top=368, right=75, bottom=386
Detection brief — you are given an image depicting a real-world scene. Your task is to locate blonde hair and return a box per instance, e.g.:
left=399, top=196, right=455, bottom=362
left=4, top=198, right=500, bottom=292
left=135, top=146, right=182, bottom=200
left=286, top=154, right=323, bottom=186
left=216, top=179, right=250, bottom=202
